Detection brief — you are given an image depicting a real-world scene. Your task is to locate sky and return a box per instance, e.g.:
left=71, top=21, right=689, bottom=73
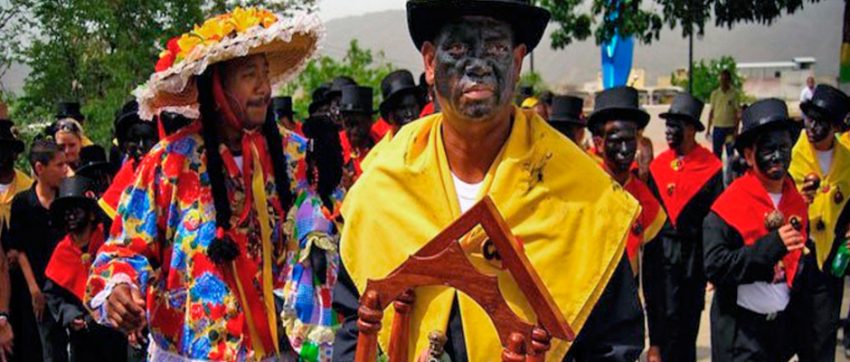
left=316, top=0, right=405, bottom=21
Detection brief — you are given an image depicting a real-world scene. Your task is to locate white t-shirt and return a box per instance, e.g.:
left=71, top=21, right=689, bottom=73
left=736, top=192, right=791, bottom=314
left=452, top=172, right=483, bottom=213
left=801, top=86, right=814, bottom=103
left=0, top=182, right=10, bottom=196
left=816, top=149, right=833, bottom=175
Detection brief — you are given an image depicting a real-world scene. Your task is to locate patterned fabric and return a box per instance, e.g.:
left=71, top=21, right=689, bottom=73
left=85, top=121, right=308, bottom=361
left=280, top=187, right=344, bottom=362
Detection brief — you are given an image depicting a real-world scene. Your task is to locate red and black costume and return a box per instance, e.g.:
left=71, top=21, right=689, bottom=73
left=644, top=145, right=723, bottom=362
left=703, top=171, right=807, bottom=361
left=43, top=225, right=128, bottom=362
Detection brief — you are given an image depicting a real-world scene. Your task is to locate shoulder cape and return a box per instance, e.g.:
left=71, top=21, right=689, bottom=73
left=650, top=146, right=721, bottom=227
left=0, top=169, right=33, bottom=239
left=340, top=107, right=640, bottom=361
left=623, top=176, right=667, bottom=274
left=99, top=159, right=137, bottom=220
left=789, top=133, right=850, bottom=269
left=45, top=225, right=105, bottom=301
left=711, top=172, right=806, bottom=287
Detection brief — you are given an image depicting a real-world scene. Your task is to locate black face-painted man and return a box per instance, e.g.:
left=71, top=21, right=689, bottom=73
left=334, top=2, right=645, bottom=361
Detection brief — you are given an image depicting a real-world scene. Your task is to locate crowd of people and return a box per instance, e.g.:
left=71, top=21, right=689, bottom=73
left=0, top=0, right=849, bottom=361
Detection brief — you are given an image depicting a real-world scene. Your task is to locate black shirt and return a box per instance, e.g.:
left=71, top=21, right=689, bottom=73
left=8, top=185, right=64, bottom=287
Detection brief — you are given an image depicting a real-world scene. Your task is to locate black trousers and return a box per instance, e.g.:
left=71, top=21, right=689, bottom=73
left=729, top=307, right=793, bottom=362
left=792, top=267, right=843, bottom=362
left=657, top=265, right=704, bottom=362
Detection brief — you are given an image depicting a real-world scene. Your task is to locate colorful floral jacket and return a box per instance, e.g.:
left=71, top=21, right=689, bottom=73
left=86, top=122, right=308, bottom=361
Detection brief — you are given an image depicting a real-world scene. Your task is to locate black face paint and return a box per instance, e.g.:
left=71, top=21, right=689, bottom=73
left=602, top=120, right=638, bottom=174
left=804, top=112, right=833, bottom=144
left=63, top=205, right=90, bottom=233
left=329, top=96, right=343, bottom=126
left=433, top=17, right=517, bottom=121
left=388, top=93, right=423, bottom=127
left=665, top=118, right=685, bottom=149
left=754, top=129, right=793, bottom=181
left=343, top=112, right=374, bottom=149
left=125, top=123, right=158, bottom=161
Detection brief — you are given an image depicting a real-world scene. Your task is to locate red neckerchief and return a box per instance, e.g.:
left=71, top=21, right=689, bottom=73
left=623, top=176, right=663, bottom=262
left=211, top=69, right=279, bottom=354
left=370, top=117, right=391, bottom=143
left=339, top=131, right=367, bottom=177
left=420, top=102, right=435, bottom=118
left=711, top=172, right=807, bottom=287
left=650, top=145, right=721, bottom=227
left=45, top=225, right=105, bottom=301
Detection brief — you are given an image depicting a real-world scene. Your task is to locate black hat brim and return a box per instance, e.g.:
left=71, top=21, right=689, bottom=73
left=801, top=100, right=846, bottom=125
left=734, top=119, right=794, bottom=154
left=548, top=115, right=585, bottom=126
left=660, top=112, right=706, bottom=132
left=379, top=86, right=426, bottom=119
left=587, top=108, right=650, bottom=130
left=407, top=1, right=550, bottom=53
left=75, top=162, right=112, bottom=178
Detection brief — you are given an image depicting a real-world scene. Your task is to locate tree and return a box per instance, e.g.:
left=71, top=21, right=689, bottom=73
left=6, top=0, right=316, bottom=147
left=278, top=40, right=395, bottom=118
left=539, top=0, right=663, bottom=48
left=670, top=56, right=751, bottom=104
left=204, top=0, right=317, bottom=17
left=0, top=0, right=32, bottom=85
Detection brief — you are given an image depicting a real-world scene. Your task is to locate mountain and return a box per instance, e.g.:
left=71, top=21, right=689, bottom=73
left=322, top=0, right=844, bottom=89
left=2, top=1, right=843, bottom=94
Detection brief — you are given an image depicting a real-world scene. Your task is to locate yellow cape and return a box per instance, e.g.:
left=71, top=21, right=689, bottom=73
left=789, top=133, right=850, bottom=269
left=0, top=169, right=33, bottom=239
left=340, top=107, right=640, bottom=361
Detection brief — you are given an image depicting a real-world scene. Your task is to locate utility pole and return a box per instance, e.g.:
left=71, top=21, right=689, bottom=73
left=688, top=0, right=694, bottom=94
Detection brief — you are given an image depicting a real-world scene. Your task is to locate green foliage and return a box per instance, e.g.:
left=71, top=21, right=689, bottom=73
left=539, top=0, right=820, bottom=49
left=539, top=0, right=663, bottom=48
left=8, top=0, right=206, bottom=147
left=204, top=0, right=317, bottom=17
left=518, top=71, right=549, bottom=95
left=279, top=40, right=396, bottom=118
left=670, top=56, right=751, bottom=103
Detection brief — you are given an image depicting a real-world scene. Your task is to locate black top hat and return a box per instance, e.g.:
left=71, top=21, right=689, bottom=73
left=587, top=87, right=650, bottom=130
left=0, top=120, right=25, bottom=154
left=735, top=98, right=793, bottom=153
left=56, top=101, right=85, bottom=121
left=75, top=145, right=112, bottom=178
left=340, top=85, right=375, bottom=115
left=325, top=76, right=358, bottom=99
left=380, top=70, right=425, bottom=119
left=114, top=100, right=143, bottom=143
left=273, top=96, right=295, bottom=118
left=548, top=95, right=585, bottom=126
left=51, top=175, right=98, bottom=227
left=801, top=84, right=850, bottom=125
left=660, top=93, right=706, bottom=131
left=407, top=0, right=550, bottom=53
left=309, top=83, right=332, bottom=115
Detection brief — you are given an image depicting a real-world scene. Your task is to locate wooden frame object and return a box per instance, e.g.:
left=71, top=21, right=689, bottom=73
left=354, top=197, right=574, bottom=362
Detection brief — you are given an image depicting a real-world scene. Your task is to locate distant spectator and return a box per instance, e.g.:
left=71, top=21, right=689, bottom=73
left=707, top=69, right=741, bottom=160
left=800, top=76, right=816, bottom=103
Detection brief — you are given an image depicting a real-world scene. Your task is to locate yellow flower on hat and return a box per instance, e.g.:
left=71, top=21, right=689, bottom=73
left=176, top=32, right=204, bottom=61
left=229, top=7, right=262, bottom=33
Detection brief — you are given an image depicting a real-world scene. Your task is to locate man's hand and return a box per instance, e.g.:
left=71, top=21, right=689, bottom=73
left=779, top=224, right=806, bottom=252
left=106, top=284, right=146, bottom=334
left=30, top=289, right=44, bottom=322
left=0, top=317, right=13, bottom=360
left=801, top=178, right=819, bottom=204
left=647, top=345, right=662, bottom=362
left=704, top=129, right=711, bottom=141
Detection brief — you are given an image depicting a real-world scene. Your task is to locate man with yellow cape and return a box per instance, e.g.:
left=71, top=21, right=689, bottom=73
left=332, top=1, right=645, bottom=361
left=789, top=84, right=850, bottom=361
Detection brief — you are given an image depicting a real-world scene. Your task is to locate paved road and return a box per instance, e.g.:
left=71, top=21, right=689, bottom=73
left=641, top=281, right=850, bottom=361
